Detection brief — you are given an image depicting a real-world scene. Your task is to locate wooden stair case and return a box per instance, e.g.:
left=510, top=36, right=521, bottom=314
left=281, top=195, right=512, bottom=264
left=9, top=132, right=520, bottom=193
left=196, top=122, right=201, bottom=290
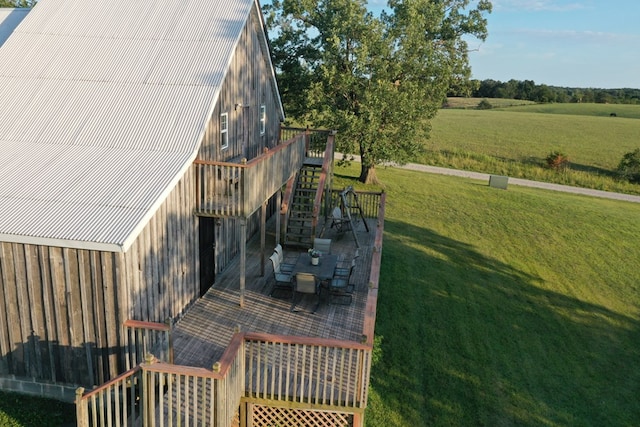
left=284, top=163, right=324, bottom=248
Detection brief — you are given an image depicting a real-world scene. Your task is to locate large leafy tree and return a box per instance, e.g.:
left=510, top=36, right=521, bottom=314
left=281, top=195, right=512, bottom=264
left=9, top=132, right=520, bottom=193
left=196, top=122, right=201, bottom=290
left=0, top=0, right=35, bottom=6
left=264, top=0, right=492, bottom=183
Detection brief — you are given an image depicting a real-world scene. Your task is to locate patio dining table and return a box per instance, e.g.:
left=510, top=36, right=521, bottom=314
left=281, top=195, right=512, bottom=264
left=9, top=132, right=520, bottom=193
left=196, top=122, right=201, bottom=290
left=291, top=253, right=339, bottom=281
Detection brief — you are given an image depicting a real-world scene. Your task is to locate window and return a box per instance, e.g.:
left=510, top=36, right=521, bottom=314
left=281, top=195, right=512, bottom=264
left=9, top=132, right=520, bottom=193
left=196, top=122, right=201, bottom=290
left=220, top=113, right=228, bottom=149
left=259, top=105, right=266, bottom=135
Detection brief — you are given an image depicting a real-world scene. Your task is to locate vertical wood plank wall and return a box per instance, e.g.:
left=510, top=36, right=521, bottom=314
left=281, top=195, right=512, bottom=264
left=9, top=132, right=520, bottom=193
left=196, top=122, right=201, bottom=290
left=0, top=169, right=198, bottom=388
left=196, top=3, right=283, bottom=275
left=0, top=243, right=122, bottom=387
left=123, top=166, right=199, bottom=325
left=197, top=4, right=282, bottom=163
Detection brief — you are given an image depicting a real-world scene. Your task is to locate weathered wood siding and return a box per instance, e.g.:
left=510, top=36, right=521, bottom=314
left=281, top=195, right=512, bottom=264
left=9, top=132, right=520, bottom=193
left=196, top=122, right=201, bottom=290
left=0, top=170, right=198, bottom=389
left=0, top=243, right=124, bottom=387
left=195, top=3, right=283, bottom=274
left=197, top=4, right=282, bottom=163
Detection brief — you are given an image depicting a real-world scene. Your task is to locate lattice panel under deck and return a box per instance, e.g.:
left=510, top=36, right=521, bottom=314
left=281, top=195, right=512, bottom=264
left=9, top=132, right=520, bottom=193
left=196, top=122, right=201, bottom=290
left=249, top=404, right=353, bottom=427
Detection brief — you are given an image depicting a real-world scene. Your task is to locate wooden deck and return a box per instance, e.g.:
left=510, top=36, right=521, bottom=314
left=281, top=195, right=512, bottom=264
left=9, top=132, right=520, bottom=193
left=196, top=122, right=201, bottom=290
left=171, top=217, right=377, bottom=370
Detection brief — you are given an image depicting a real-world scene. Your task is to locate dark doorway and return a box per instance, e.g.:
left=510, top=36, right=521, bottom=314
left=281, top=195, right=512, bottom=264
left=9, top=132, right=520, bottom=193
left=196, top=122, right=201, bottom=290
left=199, top=217, right=216, bottom=296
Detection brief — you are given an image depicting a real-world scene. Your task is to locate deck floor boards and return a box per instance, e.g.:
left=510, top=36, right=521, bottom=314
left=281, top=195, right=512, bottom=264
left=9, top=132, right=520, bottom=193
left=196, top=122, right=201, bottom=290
left=172, top=217, right=377, bottom=369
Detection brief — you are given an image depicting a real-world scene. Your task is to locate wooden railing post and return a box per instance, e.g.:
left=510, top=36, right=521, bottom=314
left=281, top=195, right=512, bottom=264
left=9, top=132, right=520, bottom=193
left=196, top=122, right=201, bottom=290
left=75, top=387, right=87, bottom=427
left=164, top=317, right=174, bottom=364
left=143, top=354, right=155, bottom=427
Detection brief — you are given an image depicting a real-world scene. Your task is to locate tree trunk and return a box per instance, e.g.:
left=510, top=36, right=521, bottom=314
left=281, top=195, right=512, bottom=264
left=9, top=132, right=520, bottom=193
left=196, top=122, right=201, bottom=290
left=359, top=162, right=379, bottom=185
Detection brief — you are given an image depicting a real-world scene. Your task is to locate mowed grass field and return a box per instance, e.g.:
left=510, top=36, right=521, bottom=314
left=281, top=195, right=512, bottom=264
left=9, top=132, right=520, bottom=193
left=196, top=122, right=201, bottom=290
left=331, top=164, right=640, bottom=427
left=421, top=101, right=640, bottom=195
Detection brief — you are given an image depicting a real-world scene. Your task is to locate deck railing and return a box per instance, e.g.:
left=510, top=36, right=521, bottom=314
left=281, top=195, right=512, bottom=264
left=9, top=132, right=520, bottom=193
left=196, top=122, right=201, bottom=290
left=76, top=366, right=143, bottom=427
left=123, top=319, right=173, bottom=370
left=278, top=126, right=331, bottom=150
left=244, top=333, right=371, bottom=410
left=327, top=190, right=384, bottom=219
left=77, top=333, right=373, bottom=426
left=77, top=334, right=245, bottom=427
left=195, top=127, right=335, bottom=219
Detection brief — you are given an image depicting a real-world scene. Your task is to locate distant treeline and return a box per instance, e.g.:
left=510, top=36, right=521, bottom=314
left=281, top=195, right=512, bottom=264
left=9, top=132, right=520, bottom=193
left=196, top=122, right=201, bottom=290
left=461, top=79, right=640, bottom=104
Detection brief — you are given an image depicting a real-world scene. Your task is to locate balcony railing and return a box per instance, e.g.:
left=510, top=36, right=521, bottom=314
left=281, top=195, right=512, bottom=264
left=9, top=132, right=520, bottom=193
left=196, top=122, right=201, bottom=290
left=195, top=134, right=307, bottom=218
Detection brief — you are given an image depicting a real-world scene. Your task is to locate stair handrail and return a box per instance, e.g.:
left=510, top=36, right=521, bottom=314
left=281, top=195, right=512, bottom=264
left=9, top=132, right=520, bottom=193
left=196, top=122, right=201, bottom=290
left=310, top=132, right=335, bottom=230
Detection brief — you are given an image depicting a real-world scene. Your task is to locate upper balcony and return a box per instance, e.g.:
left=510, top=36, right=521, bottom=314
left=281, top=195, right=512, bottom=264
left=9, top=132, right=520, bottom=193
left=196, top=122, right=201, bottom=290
left=194, top=128, right=334, bottom=218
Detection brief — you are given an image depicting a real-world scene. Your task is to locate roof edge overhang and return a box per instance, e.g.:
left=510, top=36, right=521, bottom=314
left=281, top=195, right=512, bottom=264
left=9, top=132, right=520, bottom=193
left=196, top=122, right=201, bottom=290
left=119, top=149, right=200, bottom=253
left=0, top=233, right=124, bottom=253
left=0, top=147, right=201, bottom=255
left=253, top=0, right=285, bottom=120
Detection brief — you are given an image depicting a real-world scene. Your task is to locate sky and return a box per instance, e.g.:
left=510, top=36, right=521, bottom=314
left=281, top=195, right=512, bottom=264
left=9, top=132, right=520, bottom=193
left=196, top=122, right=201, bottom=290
left=367, top=0, right=640, bottom=89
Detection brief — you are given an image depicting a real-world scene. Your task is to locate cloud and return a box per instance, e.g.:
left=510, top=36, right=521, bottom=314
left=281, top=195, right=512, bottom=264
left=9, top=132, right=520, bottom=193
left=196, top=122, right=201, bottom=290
left=511, top=28, right=639, bottom=44
left=492, top=0, right=588, bottom=12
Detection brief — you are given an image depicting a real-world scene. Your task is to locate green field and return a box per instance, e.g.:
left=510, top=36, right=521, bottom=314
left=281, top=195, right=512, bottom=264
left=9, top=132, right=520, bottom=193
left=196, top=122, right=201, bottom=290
left=332, top=164, right=640, bottom=427
left=444, top=97, right=537, bottom=109
left=422, top=101, right=640, bottom=195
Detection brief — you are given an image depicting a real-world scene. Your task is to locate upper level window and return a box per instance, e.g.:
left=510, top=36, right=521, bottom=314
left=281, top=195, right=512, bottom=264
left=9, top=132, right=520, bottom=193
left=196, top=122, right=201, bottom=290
left=220, top=113, right=228, bottom=149
left=259, top=105, right=266, bottom=135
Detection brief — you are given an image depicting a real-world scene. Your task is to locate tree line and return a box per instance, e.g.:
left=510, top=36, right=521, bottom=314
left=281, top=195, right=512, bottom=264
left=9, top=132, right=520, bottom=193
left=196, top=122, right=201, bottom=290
left=463, top=79, right=640, bottom=104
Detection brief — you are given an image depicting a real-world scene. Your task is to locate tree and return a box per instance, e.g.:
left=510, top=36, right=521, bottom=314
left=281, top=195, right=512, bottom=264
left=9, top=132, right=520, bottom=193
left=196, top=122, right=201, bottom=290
left=0, top=0, right=36, bottom=6
left=264, top=0, right=492, bottom=183
left=617, top=149, right=640, bottom=184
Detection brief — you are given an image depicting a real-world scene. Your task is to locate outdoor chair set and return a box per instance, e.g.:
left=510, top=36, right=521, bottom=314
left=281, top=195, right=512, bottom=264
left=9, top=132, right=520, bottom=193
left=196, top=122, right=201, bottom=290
left=268, top=239, right=357, bottom=312
left=269, top=244, right=296, bottom=294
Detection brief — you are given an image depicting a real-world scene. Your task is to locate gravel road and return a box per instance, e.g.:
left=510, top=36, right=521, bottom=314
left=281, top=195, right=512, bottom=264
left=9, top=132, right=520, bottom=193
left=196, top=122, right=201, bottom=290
left=336, top=154, right=640, bottom=204
left=397, top=163, right=640, bottom=204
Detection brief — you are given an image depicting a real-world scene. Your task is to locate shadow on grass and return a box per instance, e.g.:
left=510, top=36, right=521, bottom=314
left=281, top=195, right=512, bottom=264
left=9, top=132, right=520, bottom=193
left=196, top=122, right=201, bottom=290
left=367, top=219, right=640, bottom=427
left=567, top=162, right=618, bottom=178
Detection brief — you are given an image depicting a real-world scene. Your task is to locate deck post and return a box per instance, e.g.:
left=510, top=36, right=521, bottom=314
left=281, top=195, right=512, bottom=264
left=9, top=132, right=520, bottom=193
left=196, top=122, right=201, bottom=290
left=75, top=387, right=87, bottom=427
left=353, top=412, right=364, bottom=427
left=240, top=218, right=247, bottom=307
left=261, top=201, right=266, bottom=276
left=275, top=190, right=281, bottom=245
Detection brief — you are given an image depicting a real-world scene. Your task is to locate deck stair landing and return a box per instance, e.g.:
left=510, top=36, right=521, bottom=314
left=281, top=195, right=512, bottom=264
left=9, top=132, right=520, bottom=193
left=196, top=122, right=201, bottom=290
left=284, top=162, right=323, bottom=248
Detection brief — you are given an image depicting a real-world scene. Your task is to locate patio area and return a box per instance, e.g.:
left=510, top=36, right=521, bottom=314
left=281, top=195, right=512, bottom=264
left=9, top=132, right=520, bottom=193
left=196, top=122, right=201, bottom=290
left=171, top=215, right=379, bottom=370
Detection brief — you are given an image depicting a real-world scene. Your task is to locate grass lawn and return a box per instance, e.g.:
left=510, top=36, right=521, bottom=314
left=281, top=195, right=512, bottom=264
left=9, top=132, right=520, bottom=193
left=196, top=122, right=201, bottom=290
left=0, top=391, right=75, bottom=426
left=333, top=164, right=640, bottom=427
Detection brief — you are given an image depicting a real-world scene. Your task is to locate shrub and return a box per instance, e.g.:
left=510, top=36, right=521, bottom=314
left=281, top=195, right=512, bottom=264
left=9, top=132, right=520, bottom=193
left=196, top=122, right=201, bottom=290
left=617, top=148, right=640, bottom=183
left=545, top=150, right=569, bottom=170
left=477, top=98, right=493, bottom=110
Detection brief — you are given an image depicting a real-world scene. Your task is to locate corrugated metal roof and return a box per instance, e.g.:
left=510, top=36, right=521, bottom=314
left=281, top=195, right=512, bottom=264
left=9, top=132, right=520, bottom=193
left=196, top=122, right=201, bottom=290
left=0, top=0, right=260, bottom=252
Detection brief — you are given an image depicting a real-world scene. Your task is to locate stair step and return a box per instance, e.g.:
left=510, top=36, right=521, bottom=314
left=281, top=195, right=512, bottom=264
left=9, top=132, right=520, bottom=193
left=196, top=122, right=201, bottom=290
left=285, top=233, right=312, bottom=240
left=286, top=224, right=313, bottom=231
left=288, top=211, right=312, bottom=217
left=284, top=164, right=326, bottom=247
left=286, top=239, right=312, bottom=245
left=287, top=224, right=313, bottom=231
left=287, top=219, right=312, bottom=224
